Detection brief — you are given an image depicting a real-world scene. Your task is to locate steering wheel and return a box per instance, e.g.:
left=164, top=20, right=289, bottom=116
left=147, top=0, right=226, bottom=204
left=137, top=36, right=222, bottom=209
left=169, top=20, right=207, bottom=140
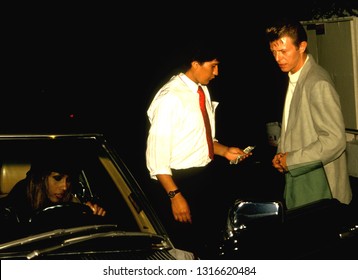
left=29, top=202, right=95, bottom=228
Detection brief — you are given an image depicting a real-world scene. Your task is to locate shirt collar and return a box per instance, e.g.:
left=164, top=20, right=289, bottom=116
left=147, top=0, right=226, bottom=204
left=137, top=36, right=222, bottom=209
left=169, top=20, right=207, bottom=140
left=179, top=73, right=202, bottom=93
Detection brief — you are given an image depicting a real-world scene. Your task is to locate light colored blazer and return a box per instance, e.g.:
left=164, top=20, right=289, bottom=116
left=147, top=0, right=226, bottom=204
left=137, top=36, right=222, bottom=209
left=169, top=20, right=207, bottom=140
left=278, top=54, right=352, bottom=207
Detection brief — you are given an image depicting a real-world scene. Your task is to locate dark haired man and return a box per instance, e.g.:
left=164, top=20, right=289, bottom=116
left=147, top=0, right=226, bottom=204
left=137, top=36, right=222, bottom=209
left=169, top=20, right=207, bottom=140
left=266, top=18, right=352, bottom=209
left=145, top=46, right=250, bottom=257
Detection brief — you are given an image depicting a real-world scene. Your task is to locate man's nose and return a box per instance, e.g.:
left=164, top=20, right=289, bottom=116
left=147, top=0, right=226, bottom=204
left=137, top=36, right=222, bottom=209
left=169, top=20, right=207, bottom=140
left=274, top=52, right=282, bottom=62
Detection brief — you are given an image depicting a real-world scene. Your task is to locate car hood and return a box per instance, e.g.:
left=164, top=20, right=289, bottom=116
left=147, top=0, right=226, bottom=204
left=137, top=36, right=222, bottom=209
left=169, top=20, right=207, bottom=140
left=0, top=224, right=194, bottom=260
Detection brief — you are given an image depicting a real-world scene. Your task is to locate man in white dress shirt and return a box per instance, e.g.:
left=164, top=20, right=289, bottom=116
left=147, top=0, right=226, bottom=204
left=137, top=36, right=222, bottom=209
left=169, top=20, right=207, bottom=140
left=145, top=44, right=251, bottom=258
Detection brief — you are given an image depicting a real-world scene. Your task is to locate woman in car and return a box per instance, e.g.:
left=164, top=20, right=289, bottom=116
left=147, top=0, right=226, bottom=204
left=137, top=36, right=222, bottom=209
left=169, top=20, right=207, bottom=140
left=4, top=152, right=106, bottom=223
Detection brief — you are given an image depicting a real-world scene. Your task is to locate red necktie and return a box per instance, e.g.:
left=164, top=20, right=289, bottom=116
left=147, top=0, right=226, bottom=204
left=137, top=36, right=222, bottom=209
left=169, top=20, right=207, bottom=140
left=198, top=85, right=214, bottom=160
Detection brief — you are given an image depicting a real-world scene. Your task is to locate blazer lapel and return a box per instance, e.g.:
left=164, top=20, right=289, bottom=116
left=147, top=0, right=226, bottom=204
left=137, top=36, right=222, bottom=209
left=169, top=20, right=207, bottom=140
left=285, top=55, right=313, bottom=134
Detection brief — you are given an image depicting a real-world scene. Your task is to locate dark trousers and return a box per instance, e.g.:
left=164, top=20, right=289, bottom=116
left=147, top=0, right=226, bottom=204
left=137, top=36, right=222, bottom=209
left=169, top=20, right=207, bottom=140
left=147, top=164, right=225, bottom=259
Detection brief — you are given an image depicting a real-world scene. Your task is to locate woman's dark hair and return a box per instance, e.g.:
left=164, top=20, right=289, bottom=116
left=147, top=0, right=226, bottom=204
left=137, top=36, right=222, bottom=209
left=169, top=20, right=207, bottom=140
left=29, top=153, right=79, bottom=180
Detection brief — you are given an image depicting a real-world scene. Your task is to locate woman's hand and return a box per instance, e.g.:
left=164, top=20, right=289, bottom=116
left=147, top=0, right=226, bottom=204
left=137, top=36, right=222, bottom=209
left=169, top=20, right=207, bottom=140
left=85, top=201, right=106, bottom=216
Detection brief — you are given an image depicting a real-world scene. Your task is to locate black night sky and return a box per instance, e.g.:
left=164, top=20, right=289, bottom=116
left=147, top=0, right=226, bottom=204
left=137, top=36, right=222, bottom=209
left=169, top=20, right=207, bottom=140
left=4, top=4, right=292, bottom=130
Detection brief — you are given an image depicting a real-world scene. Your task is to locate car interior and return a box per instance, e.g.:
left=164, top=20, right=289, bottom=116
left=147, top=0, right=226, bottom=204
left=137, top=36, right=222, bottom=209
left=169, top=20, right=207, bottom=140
left=0, top=161, right=30, bottom=199
left=0, top=140, right=144, bottom=238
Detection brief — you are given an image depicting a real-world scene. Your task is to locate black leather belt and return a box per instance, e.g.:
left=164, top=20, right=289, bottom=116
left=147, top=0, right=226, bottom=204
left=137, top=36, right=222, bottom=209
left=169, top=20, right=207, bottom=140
left=171, top=166, right=206, bottom=180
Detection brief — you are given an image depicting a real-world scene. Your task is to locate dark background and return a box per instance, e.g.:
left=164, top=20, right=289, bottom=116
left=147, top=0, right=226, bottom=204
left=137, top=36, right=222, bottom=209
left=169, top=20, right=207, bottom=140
left=2, top=2, right=357, bottom=202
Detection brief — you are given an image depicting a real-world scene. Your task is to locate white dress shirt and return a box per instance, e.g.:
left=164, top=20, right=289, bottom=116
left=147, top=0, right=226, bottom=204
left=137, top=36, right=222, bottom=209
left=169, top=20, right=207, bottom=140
left=146, top=73, right=219, bottom=179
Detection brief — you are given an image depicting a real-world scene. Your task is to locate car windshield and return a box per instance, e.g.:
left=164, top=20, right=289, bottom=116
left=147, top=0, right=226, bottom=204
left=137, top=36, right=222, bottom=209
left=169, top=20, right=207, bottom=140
left=0, top=134, right=164, bottom=245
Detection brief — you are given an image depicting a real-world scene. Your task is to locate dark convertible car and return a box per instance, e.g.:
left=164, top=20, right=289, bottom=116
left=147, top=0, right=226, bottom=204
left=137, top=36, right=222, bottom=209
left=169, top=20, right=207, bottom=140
left=0, top=133, right=195, bottom=260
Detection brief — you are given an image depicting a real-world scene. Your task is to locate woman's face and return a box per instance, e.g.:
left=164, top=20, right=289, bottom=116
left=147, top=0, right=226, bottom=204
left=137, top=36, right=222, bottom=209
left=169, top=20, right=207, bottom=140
left=45, top=172, right=71, bottom=203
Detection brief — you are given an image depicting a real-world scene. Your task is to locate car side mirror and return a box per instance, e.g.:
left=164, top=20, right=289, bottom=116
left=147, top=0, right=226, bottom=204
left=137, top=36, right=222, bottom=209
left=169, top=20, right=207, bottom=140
left=224, top=199, right=284, bottom=238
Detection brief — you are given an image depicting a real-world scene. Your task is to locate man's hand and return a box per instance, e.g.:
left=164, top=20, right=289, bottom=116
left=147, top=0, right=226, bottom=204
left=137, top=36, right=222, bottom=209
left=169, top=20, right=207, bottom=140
left=225, top=146, right=252, bottom=163
left=170, top=193, right=192, bottom=223
left=272, top=152, right=288, bottom=173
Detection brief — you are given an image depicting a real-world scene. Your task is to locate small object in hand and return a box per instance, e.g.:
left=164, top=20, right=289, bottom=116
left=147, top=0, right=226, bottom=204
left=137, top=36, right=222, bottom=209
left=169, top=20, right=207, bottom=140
left=230, top=145, right=256, bottom=165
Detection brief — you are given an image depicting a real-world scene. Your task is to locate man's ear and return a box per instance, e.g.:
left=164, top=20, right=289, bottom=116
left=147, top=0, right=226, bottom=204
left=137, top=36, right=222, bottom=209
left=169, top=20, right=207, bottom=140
left=299, top=41, right=307, bottom=53
left=191, top=61, right=200, bottom=68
